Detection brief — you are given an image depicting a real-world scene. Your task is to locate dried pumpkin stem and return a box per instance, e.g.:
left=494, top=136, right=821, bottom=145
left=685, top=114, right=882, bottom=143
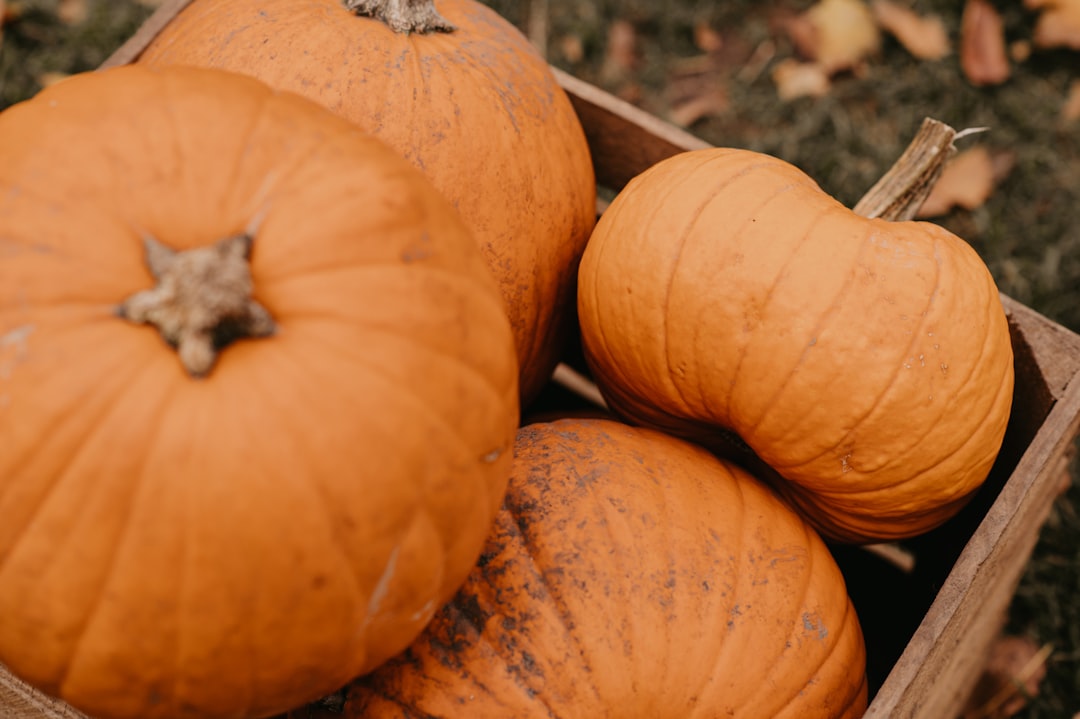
left=345, top=0, right=455, bottom=34
left=852, top=117, right=959, bottom=222
left=118, top=234, right=275, bottom=378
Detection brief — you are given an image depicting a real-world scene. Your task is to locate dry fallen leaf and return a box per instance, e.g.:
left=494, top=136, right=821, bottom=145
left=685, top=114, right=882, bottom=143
left=787, top=0, right=881, bottom=75
left=694, top=21, right=725, bottom=55
left=961, top=0, right=1010, bottom=86
left=917, top=145, right=1013, bottom=217
left=36, top=71, right=72, bottom=89
left=1064, top=80, right=1080, bottom=122
left=772, top=59, right=832, bottom=101
left=961, top=635, right=1051, bottom=719
left=556, top=34, right=584, bottom=64
left=871, top=0, right=950, bottom=60
left=1024, top=0, right=1080, bottom=50
left=668, top=81, right=729, bottom=127
left=57, top=0, right=87, bottom=25
left=599, top=19, right=639, bottom=85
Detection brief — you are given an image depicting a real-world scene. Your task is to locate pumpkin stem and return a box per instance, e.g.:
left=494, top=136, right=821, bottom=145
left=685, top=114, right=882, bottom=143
left=117, top=234, right=275, bottom=378
left=852, top=117, right=958, bottom=222
left=344, top=0, right=455, bottom=34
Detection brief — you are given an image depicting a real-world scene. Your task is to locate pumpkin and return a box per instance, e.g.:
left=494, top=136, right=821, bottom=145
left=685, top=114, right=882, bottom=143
left=300, top=418, right=868, bottom=718
left=0, top=65, right=518, bottom=719
left=577, top=147, right=1014, bottom=543
left=136, top=0, right=598, bottom=406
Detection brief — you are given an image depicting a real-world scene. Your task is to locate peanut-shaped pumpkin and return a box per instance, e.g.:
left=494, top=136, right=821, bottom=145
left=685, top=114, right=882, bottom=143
left=577, top=147, right=1014, bottom=543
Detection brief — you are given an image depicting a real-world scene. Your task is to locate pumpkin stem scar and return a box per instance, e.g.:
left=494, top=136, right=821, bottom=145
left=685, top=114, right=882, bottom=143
left=116, top=234, right=275, bottom=378
left=344, top=0, right=456, bottom=34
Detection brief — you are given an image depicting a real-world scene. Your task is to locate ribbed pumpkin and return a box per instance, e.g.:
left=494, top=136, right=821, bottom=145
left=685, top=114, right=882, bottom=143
left=577, top=147, right=1014, bottom=543
left=136, top=0, right=597, bottom=405
left=300, top=418, right=867, bottom=718
left=0, top=65, right=518, bottom=719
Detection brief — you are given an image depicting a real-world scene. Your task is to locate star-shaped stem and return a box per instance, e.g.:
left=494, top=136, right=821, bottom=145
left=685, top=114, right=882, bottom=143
left=118, top=234, right=275, bottom=378
left=344, top=0, right=456, bottom=34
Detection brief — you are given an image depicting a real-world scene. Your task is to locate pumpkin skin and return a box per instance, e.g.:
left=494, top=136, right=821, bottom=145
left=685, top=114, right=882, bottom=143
left=137, top=0, right=598, bottom=405
left=577, top=148, right=1014, bottom=543
left=0, top=65, right=518, bottom=719
left=313, top=418, right=867, bottom=719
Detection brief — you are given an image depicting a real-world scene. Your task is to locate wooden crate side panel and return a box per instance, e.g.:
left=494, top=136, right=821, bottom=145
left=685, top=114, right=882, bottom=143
left=866, top=380, right=1080, bottom=717
left=99, top=0, right=192, bottom=68
left=552, top=68, right=711, bottom=190
left=0, top=664, right=87, bottom=719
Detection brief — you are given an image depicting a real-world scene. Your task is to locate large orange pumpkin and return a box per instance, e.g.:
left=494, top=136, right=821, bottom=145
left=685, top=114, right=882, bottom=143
left=136, top=0, right=598, bottom=405
left=577, top=147, right=1014, bottom=543
left=304, top=418, right=868, bottom=718
left=0, top=65, right=518, bottom=719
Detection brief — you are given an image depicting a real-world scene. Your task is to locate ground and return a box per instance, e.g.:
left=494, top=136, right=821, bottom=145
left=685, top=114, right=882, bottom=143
left=1, top=0, right=1078, bottom=715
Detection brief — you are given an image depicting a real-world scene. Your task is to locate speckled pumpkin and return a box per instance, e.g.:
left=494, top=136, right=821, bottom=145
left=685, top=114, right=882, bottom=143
left=305, top=418, right=868, bottom=719
left=0, top=65, right=518, bottom=719
left=137, top=0, right=597, bottom=405
left=577, top=147, right=1014, bottom=543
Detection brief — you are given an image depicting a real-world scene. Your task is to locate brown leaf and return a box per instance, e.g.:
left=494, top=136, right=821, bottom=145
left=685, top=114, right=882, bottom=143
left=1064, top=80, right=1080, bottom=122
left=600, top=19, right=639, bottom=85
left=871, top=0, right=950, bottom=60
left=961, top=0, right=1010, bottom=86
left=36, top=71, right=71, bottom=88
left=668, top=82, right=729, bottom=127
left=772, top=59, right=832, bottom=101
left=556, top=34, right=584, bottom=64
left=1024, top=0, right=1080, bottom=50
left=57, top=0, right=87, bottom=25
left=694, top=22, right=725, bottom=54
left=917, top=146, right=1013, bottom=217
left=961, top=636, right=1051, bottom=719
left=787, top=0, right=881, bottom=75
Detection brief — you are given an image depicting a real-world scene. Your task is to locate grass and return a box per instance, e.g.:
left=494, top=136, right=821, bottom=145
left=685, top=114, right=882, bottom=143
left=2, top=0, right=1077, bottom=715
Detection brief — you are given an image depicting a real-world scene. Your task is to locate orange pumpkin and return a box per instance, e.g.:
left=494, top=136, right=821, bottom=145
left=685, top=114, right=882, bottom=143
left=308, top=418, right=868, bottom=718
left=0, top=65, right=518, bottom=719
left=577, top=147, right=1014, bottom=543
left=137, top=0, right=598, bottom=405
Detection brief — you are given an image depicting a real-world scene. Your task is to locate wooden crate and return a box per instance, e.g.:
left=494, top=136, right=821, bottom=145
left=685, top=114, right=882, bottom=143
left=4, top=1, right=1080, bottom=716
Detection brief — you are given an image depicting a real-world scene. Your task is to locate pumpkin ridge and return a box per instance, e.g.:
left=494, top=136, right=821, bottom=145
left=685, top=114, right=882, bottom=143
left=763, top=523, right=834, bottom=717
left=289, top=315, right=514, bottom=433
left=825, top=352, right=1012, bottom=503
left=0, top=345, right=167, bottom=575
left=499, top=468, right=607, bottom=709
left=637, top=149, right=766, bottom=418
left=738, top=206, right=872, bottom=442
left=51, top=379, right=178, bottom=701
left=730, top=199, right=843, bottom=438
left=754, top=220, right=946, bottom=477
left=686, top=460, right=749, bottom=709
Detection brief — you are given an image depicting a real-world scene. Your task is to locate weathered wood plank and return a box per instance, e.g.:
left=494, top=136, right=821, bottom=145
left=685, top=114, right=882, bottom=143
left=866, top=378, right=1080, bottom=717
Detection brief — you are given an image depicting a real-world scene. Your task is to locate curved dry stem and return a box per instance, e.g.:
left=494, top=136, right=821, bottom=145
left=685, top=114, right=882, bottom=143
left=118, top=234, right=275, bottom=378
left=852, top=117, right=959, bottom=221
left=345, top=0, right=455, bottom=34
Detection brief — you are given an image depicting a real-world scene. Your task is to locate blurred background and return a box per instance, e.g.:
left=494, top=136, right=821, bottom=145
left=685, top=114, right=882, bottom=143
left=1, top=0, right=1077, bottom=715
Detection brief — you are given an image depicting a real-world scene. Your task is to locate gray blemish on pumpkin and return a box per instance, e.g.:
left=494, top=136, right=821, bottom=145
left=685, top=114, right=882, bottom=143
left=481, top=448, right=502, bottom=463
left=802, top=612, right=829, bottom=641
left=0, top=323, right=33, bottom=380
left=840, top=453, right=853, bottom=474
